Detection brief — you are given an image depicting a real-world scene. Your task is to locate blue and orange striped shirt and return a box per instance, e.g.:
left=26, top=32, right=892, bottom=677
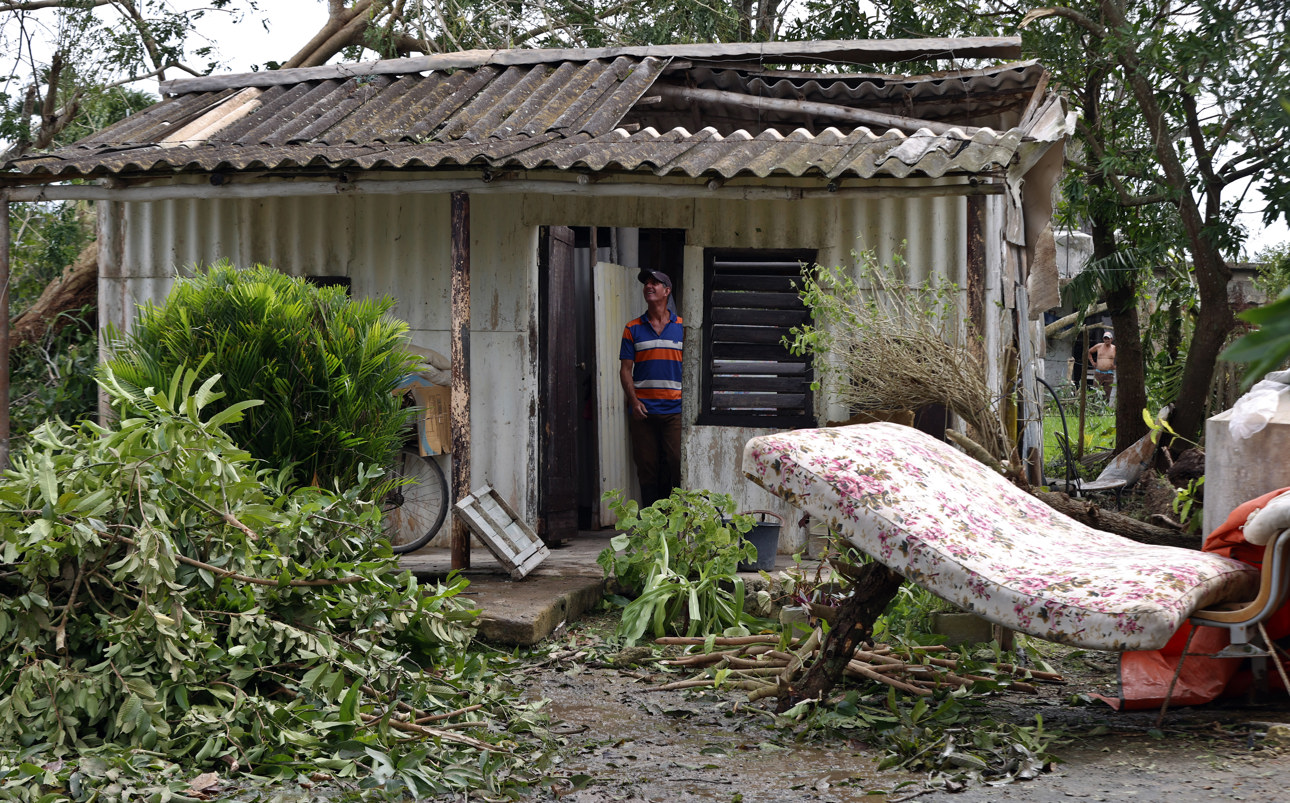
left=620, top=312, right=684, bottom=415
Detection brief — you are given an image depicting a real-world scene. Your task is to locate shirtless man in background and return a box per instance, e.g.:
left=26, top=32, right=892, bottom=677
left=1088, top=332, right=1116, bottom=400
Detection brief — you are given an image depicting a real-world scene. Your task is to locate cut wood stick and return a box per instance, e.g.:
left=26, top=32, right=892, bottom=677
left=662, top=653, right=731, bottom=667
left=415, top=704, right=484, bottom=724
left=651, top=678, right=717, bottom=692
left=727, top=679, right=777, bottom=692
left=778, top=629, right=821, bottom=688
left=726, top=656, right=783, bottom=669
left=655, top=635, right=780, bottom=646
left=359, top=713, right=499, bottom=750
left=859, top=662, right=913, bottom=674
left=992, top=664, right=1064, bottom=681
left=728, top=666, right=791, bottom=678
left=844, top=661, right=932, bottom=696
left=852, top=649, right=905, bottom=666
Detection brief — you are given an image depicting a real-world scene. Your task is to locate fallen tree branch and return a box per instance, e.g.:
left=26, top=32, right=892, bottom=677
left=1033, top=491, right=1199, bottom=549
left=108, top=532, right=366, bottom=587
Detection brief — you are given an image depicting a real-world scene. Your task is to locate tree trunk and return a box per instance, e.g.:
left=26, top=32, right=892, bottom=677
left=777, top=562, right=904, bottom=712
left=10, top=238, right=97, bottom=347
left=1098, top=0, right=1235, bottom=445
left=1169, top=294, right=1233, bottom=444
left=282, top=0, right=378, bottom=69
left=1107, top=281, right=1149, bottom=451
left=1034, top=490, right=1199, bottom=550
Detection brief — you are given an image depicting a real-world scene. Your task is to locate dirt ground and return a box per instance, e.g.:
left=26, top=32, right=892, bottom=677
left=514, top=619, right=1290, bottom=803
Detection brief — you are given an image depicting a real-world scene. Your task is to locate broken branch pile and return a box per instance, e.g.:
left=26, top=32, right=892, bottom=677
left=649, top=635, right=1064, bottom=700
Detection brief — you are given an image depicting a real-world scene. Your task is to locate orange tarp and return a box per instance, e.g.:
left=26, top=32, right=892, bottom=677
left=1101, top=488, right=1290, bottom=711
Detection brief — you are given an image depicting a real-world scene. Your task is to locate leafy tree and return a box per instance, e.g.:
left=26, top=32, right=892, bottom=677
left=1021, top=0, right=1290, bottom=444
left=100, top=262, right=419, bottom=491
left=793, top=0, right=1290, bottom=447
left=1, top=2, right=242, bottom=160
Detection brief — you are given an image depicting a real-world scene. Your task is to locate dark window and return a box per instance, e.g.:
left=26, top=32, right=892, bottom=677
left=304, top=276, right=352, bottom=294
left=700, top=249, right=816, bottom=428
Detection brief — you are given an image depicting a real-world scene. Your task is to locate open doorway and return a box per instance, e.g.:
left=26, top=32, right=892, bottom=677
left=538, top=227, right=686, bottom=540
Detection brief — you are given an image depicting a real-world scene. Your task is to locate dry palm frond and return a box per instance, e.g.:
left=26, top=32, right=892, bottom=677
left=789, top=250, right=1013, bottom=463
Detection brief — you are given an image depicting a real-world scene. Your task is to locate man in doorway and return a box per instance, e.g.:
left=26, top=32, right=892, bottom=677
left=620, top=269, right=683, bottom=507
left=1088, top=331, right=1116, bottom=400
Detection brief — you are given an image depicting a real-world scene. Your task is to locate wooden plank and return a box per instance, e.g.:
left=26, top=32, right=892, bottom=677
left=711, top=374, right=811, bottom=393
left=713, top=392, right=807, bottom=409
left=451, top=191, right=472, bottom=571
left=655, top=84, right=977, bottom=136
left=713, top=360, right=807, bottom=376
left=710, top=341, right=799, bottom=361
left=710, top=273, right=801, bottom=292
left=710, top=291, right=803, bottom=310
left=710, top=307, right=808, bottom=327
left=711, top=324, right=793, bottom=345
left=709, top=261, right=809, bottom=272
left=0, top=195, right=8, bottom=470
left=161, top=39, right=1022, bottom=94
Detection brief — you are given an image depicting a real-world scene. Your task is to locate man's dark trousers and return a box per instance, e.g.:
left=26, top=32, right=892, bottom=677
left=629, top=413, right=681, bottom=507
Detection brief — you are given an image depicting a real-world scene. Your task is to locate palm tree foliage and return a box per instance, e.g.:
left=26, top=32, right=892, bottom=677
left=101, top=262, right=419, bottom=490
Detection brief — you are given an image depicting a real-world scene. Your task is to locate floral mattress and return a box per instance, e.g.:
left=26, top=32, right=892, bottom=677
left=742, top=423, right=1259, bottom=651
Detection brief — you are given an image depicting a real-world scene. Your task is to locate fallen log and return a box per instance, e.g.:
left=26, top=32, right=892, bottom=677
left=1033, top=491, right=1200, bottom=550
left=10, top=238, right=97, bottom=347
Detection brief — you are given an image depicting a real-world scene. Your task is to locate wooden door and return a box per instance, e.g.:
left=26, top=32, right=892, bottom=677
left=538, top=226, right=578, bottom=545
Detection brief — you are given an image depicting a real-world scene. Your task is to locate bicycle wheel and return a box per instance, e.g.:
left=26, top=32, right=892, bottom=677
left=382, top=448, right=449, bottom=553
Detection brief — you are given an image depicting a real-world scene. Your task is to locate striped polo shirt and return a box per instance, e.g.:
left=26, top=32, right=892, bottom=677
left=620, top=312, right=684, bottom=415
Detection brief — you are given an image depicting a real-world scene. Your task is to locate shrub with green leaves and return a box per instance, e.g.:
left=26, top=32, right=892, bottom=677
left=598, top=489, right=762, bottom=645
left=100, top=261, right=419, bottom=490
left=0, top=368, right=550, bottom=799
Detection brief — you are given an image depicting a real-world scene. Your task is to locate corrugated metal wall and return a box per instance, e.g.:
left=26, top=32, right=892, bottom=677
left=102, top=183, right=989, bottom=552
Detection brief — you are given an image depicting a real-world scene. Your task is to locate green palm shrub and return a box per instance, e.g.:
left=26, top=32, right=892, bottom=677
left=101, top=261, right=419, bottom=490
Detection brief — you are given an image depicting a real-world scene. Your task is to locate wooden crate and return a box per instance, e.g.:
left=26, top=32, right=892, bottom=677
left=455, top=485, right=550, bottom=579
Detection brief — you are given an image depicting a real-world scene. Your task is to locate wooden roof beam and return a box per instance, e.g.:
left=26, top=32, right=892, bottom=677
left=159, top=38, right=1022, bottom=95
left=651, top=84, right=982, bottom=137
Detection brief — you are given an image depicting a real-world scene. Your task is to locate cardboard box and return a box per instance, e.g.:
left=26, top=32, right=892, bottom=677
left=401, top=379, right=451, bottom=456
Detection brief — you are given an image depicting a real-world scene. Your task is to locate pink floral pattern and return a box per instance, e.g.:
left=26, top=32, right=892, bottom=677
left=742, top=423, right=1259, bottom=651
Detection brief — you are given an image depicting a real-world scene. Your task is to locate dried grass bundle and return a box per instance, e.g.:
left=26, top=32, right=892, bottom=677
left=788, top=251, right=1013, bottom=462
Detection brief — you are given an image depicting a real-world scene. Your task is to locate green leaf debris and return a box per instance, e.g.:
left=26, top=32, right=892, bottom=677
left=0, top=367, right=551, bottom=800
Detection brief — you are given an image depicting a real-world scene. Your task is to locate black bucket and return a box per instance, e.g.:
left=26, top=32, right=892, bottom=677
left=736, top=510, right=782, bottom=572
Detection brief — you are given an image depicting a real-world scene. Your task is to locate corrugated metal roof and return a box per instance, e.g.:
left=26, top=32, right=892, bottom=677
left=3, top=43, right=1067, bottom=185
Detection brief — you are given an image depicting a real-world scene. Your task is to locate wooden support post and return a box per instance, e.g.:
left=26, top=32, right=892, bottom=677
left=966, top=195, right=986, bottom=368
left=0, top=193, right=10, bottom=470
left=450, top=191, right=471, bottom=571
